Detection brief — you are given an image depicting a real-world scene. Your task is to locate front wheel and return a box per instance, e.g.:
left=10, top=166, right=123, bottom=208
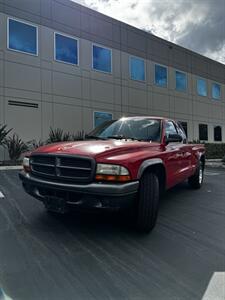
left=188, top=160, right=204, bottom=189
left=136, top=172, right=159, bottom=233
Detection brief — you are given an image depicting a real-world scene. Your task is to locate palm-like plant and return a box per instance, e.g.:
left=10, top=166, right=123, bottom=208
left=71, top=130, right=85, bottom=141
left=0, top=124, right=12, bottom=146
left=27, top=139, right=45, bottom=150
left=47, top=127, right=71, bottom=143
left=4, top=134, right=28, bottom=162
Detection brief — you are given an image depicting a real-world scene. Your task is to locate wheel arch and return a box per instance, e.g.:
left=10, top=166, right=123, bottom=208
left=137, top=159, right=166, bottom=193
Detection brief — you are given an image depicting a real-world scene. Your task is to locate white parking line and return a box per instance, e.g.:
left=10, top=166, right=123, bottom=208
left=202, top=272, right=225, bottom=300
left=0, top=289, right=13, bottom=300
left=0, top=166, right=22, bottom=171
left=0, top=191, right=4, bottom=198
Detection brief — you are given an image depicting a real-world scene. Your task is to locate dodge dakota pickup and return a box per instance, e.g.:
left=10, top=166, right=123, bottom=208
left=19, top=117, right=205, bottom=232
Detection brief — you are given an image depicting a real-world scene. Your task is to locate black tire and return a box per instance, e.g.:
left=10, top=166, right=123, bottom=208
left=136, top=172, right=159, bottom=233
left=188, top=160, right=204, bottom=189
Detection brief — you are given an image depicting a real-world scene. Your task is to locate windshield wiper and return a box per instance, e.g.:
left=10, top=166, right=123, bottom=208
left=107, top=135, right=138, bottom=141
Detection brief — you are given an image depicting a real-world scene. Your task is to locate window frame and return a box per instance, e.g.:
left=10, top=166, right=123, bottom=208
left=154, top=63, right=168, bottom=88
left=197, top=77, right=207, bottom=97
left=165, top=120, right=178, bottom=137
left=54, top=31, right=79, bottom=66
left=175, top=70, right=187, bottom=92
left=7, top=17, right=38, bottom=56
left=129, top=55, right=146, bottom=82
left=92, top=43, right=112, bottom=74
left=93, top=111, right=113, bottom=129
left=212, top=82, right=221, bottom=100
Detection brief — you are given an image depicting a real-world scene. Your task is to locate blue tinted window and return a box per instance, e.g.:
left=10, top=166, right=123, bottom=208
left=155, top=65, right=167, bottom=87
left=94, top=112, right=112, bottom=128
left=197, top=78, right=207, bottom=96
left=212, top=83, right=221, bottom=100
left=93, top=45, right=112, bottom=73
left=130, top=57, right=145, bottom=81
left=176, top=71, right=187, bottom=91
left=8, top=18, right=37, bottom=55
left=55, top=33, right=78, bottom=65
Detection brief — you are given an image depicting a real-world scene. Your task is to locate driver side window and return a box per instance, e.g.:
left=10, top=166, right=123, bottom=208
left=165, top=121, right=177, bottom=137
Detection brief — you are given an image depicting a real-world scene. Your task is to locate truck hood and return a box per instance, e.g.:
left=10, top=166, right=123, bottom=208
left=32, top=140, right=160, bottom=159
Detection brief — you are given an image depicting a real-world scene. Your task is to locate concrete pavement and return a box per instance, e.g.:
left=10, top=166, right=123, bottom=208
left=0, top=168, right=224, bottom=300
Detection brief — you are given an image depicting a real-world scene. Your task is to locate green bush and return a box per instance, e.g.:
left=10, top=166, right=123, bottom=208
left=4, top=134, right=28, bottom=162
left=204, top=143, right=225, bottom=159
left=0, top=124, right=12, bottom=146
left=27, top=139, right=45, bottom=151
left=47, top=128, right=86, bottom=143
left=189, top=141, right=225, bottom=159
left=47, top=127, right=71, bottom=143
left=71, top=130, right=85, bottom=141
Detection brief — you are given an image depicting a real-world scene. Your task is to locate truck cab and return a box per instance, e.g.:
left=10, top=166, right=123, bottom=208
left=19, top=116, right=205, bottom=233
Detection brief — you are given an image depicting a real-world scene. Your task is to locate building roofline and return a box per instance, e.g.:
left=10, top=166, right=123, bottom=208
left=68, top=0, right=224, bottom=68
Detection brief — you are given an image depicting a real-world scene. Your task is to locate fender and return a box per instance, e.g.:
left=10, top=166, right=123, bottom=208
left=194, top=149, right=205, bottom=165
left=137, top=158, right=164, bottom=179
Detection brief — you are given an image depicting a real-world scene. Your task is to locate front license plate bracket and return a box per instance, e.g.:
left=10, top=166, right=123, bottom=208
left=44, top=196, right=67, bottom=214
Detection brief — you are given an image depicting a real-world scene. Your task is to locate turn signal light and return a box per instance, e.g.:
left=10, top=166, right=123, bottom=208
left=24, top=166, right=31, bottom=173
left=23, top=157, right=31, bottom=173
left=95, top=174, right=131, bottom=182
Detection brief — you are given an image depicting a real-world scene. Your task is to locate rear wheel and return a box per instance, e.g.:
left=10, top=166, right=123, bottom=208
left=136, top=172, right=159, bottom=233
left=188, top=160, right=204, bottom=189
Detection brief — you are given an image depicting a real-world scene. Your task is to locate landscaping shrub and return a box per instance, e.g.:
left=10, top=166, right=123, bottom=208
left=204, top=143, right=225, bottom=159
left=47, top=127, right=71, bottom=143
left=47, top=128, right=86, bottom=143
left=0, top=124, right=12, bottom=146
left=4, top=134, right=28, bottom=162
left=71, top=130, right=85, bottom=141
left=190, top=141, right=225, bottom=159
left=27, top=139, right=45, bottom=151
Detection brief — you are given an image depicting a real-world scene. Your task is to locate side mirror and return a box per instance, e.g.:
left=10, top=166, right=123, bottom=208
left=165, top=133, right=183, bottom=145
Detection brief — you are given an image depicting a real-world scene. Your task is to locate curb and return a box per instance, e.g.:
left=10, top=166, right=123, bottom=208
left=0, top=166, right=22, bottom=171
left=205, top=159, right=225, bottom=168
left=205, top=163, right=225, bottom=168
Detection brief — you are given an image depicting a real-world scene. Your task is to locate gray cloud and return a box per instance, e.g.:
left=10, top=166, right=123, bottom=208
left=176, top=0, right=225, bottom=62
left=73, top=0, right=225, bottom=64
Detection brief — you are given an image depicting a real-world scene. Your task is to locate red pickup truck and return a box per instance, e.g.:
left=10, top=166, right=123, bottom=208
left=19, top=117, right=205, bottom=232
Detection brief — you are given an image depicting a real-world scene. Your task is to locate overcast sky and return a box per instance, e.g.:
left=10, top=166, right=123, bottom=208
left=73, top=0, right=225, bottom=64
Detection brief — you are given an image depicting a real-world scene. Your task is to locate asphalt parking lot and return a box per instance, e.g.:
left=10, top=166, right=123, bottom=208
left=0, top=168, right=224, bottom=300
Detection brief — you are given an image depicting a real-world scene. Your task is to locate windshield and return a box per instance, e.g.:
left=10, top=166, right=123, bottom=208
left=88, top=118, right=161, bottom=142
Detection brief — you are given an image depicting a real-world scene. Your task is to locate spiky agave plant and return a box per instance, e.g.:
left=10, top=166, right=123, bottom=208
left=26, top=139, right=45, bottom=151
left=0, top=124, right=12, bottom=146
left=4, top=134, right=28, bottom=162
left=71, top=130, right=85, bottom=141
left=47, top=127, right=71, bottom=143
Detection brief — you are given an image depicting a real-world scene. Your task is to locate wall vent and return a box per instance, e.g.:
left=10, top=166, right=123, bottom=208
left=8, top=100, right=38, bottom=109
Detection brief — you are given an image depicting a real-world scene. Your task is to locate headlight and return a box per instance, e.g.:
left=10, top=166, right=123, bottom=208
left=95, top=164, right=130, bottom=182
left=96, top=164, right=129, bottom=175
left=23, top=157, right=30, bottom=172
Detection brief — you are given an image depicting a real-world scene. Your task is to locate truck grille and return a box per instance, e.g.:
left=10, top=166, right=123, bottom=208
left=30, top=154, right=95, bottom=183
